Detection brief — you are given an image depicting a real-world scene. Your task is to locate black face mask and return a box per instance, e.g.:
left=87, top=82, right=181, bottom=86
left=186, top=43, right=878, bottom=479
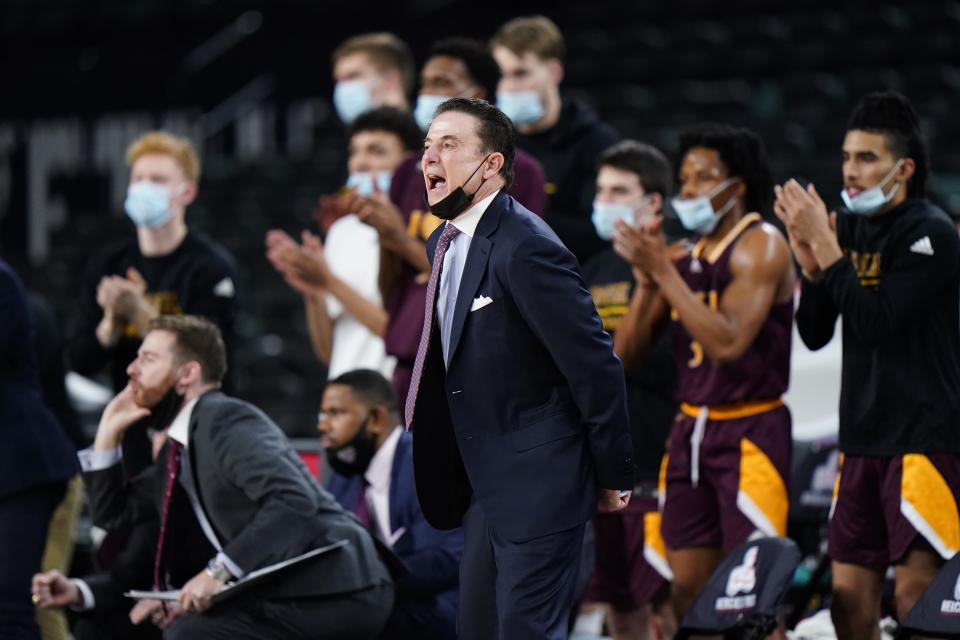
left=137, top=384, right=185, bottom=433
left=425, top=155, right=491, bottom=220
left=325, top=416, right=378, bottom=477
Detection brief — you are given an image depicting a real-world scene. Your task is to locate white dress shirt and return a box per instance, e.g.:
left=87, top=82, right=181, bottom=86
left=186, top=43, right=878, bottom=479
left=363, top=425, right=403, bottom=546
left=71, top=579, right=96, bottom=611
left=324, top=213, right=397, bottom=379
left=436, top=190, right=500, bottom=366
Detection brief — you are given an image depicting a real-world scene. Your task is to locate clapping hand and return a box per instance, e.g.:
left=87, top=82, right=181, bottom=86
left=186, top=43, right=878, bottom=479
left=265, top=229, right=332, bottom=295
left=343, top=189, right=408, bottom=252
left=612, top=216, right=687, bottom=283
left=95, top=267, right=155, bottom=345
left=96, top=267, right=150, bottom=320
left=773, top=180, right=838, bottom=280
left=313, top=192, right=351, bottom=234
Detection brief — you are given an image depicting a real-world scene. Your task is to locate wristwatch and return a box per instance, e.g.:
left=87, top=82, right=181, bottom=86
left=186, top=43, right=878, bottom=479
left=205, top=556, right=233, bottom=582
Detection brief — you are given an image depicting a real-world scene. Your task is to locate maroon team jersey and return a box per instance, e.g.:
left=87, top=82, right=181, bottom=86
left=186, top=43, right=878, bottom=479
left=671, top=213, right=792, bottom=406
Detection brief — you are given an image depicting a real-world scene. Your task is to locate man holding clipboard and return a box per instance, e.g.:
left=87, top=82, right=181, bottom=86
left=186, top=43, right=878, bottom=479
left=79, top=315, right=393, bottom=638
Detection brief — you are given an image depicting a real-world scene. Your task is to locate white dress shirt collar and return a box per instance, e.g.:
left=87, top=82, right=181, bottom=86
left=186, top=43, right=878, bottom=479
left=167, top=396, right=200, bottom=447
left=364, top=425, right=403, bottom=492
left=447, top=189, right=500, bottom=238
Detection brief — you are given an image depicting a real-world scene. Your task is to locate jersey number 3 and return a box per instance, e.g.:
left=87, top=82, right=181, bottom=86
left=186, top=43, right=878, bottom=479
left=678, top=290, right=718, bottom=370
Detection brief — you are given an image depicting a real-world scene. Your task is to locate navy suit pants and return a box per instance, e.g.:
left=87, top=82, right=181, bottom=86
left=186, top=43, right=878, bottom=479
left=458, top=499, right=585, bottom=640
left=0, top=482, right=65, bottom=640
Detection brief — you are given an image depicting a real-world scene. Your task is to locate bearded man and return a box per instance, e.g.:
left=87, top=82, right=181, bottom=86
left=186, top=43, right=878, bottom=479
left=78, top=315, right=392, bottom=639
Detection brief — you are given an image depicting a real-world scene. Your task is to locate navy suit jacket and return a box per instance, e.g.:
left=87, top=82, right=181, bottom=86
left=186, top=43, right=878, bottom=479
left=1, top=259, right=77, bottom=499
left=328, top=431, right=462, bottom=611
left=409, top=191, right=634, bottom=543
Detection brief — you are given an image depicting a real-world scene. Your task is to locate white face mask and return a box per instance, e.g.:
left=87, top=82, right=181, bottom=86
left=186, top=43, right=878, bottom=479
left=333, top=79, right=374, bottom=124
left=590, top=195, right=654, bottom=241
left=124, top=181, right=182, bottom=228
left=496, top=90, right=545, bottom=125
left=414, top=94, right=449, bottom=131
left=841, top=159, right=904, bottom=216
left=346, top=170, right=392, bottom=197
left=671, top=177, right=738, bottom=235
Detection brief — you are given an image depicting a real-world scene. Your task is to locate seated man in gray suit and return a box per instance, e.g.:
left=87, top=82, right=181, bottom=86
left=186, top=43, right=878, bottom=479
left=77, top=315, right=393, bottom=639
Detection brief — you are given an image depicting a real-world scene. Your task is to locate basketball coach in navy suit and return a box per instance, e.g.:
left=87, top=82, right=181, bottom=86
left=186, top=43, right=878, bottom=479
left=405, top=98, right=635, bottom=640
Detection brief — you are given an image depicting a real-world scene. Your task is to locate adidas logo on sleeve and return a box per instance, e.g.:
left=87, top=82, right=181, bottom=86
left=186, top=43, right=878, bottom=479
left=910, top=236, right=934, bottom=256
left=213, top=277, right=236, bottom=297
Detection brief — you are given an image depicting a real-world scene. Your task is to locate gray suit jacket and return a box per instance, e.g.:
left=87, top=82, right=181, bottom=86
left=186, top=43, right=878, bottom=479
left=85, top=390, right=390, bottom=599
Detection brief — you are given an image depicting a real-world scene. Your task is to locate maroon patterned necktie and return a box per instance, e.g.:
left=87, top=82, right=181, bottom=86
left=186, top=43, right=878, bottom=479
left=404, top=223, right=461, bottom=429
left=353, top=480, right=371, bottom=528
left=153, top=439, right=182, bottom=589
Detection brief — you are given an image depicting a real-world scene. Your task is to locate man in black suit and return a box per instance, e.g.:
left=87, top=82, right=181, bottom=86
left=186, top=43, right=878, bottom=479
left=79, top=314, right=393, bottom=639
left=407, top=98, right=634, bottom=640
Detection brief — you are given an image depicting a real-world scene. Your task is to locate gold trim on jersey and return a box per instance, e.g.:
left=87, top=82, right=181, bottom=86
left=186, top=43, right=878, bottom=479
left=829, top=453, right=844, bottom=521
left=643, top=511, right=674, bottom=581
left=831, top=454, right=959, bottom=560
left=407, top=209, right=444, bottom=241
left=597, top=305, right=630, bottom=317
left=736, top=436, right=789, bottom=536
left=900, top=454, right=960, bottom=560
left=657, top=451, right=669, bottom=512
left=680, top=397, right=784, bottom=421
left=691, top=213, right=763, bottom=264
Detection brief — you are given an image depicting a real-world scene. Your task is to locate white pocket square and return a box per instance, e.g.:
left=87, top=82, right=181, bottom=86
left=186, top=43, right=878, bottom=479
left=470, top=295, right=493, bottom=312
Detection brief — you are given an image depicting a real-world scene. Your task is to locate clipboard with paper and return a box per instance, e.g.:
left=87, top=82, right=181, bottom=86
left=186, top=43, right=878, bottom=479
left=124, top=539, right=350, bottom=604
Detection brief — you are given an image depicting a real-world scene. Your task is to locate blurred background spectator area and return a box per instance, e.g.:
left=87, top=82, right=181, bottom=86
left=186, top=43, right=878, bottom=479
left=2, top=0, right=959, bottom=435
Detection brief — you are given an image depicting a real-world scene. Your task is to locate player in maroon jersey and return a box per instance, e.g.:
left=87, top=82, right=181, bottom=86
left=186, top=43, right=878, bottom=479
left=611, top=122, right=795, bottom=621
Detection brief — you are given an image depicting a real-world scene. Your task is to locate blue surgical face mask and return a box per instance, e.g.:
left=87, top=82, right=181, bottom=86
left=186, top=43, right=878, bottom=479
left=333, top=79, right=374, bottom=124
left=591, top=196, right=653, bottom=241
left=671, top=177, right=738, bottom=235
left=414, top=94, right=449, bottom=131
left=124, top=181, right=175, bottom=229
left=347, top=170, right=392, bottom=197
left=496, top=90, right=545, bottom=125
left=592, top=202, right=634, bottom=241
left=841, top=159, right=903, bottom=216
